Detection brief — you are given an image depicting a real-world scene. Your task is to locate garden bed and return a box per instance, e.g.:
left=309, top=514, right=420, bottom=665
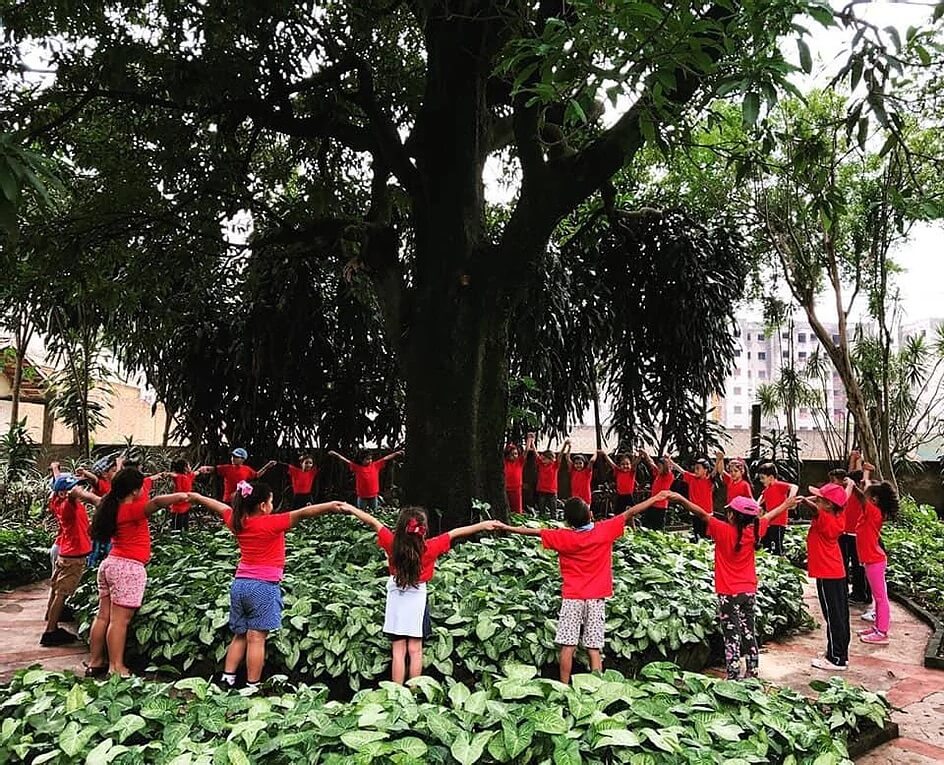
left=0, top=524, right=53, bottom=590
left=69, top=517, right=813, bottom=691
left=0, top=663, right=892, bottom=764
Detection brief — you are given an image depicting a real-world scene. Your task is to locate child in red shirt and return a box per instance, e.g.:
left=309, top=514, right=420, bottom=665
left=599, top=451, right=641, bottom=517
left=528, top=439, right=567, bottom=519
left=851, top=472, right=898, bottom=646
left=801, top=483, right=851, bottom=671
left=41, top=473, right=94, bottom=647
left=168, top=459, right=197, bottom=531
left=670, top=456, right=715, bottom=542
left=836, top=452, right=870, bottom=604
left=503, top=434, right=532, bottom=514
left=188, top=482, right=351, bottom=689
left=283, top=454, right=319, bottom=509
left=202, top=448, right=276, bottom=504
left=757, top=462, right=798, bottom=556
left=85, top=469, right=189, bottom=678
left=640, top=452, right=678, bottom=530
left=348, top=506, right=500, bottom=684
left=715, top=452, right=754, bottom=503
left=669, top=491, right=798, bottom=679
left=564, top=447, right=597, bottom=507
left=328, top=448, right=403, bottom=510
left=498, top=491, right=670, bottom=683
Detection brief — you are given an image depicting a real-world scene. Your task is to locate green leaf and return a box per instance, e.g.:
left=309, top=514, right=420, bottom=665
left=502, top=719, right=535, bottom=758
left=530, top=707, right=570, bottom=735
left=391, top=736, right=428, bottom=759
left=594, top=729, right=642, bottom=748
left=59, top=721, right=97, bottom=757
left=797, top=39, right=812, bottom=74
left=450, top=731, right=494, bottom=765
left=340, top=729, right=389, bottom=749
left=742, top=93, right=760, bottom=128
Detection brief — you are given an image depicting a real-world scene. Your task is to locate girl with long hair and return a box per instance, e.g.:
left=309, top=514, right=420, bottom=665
left=347, top=506, right=500, bottom=684
left=668, top=490, right=799, bottom=680
left=85, top=468, right=189, bottom=677
left=187, top=481, right=352, bottom=689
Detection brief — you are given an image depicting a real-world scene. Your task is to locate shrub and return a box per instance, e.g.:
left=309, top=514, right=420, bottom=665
left=70, top=517, right=812, bottom=688
left=0, top=663, right=889, bottom=764
left=0, top=523, right=53, bottom=589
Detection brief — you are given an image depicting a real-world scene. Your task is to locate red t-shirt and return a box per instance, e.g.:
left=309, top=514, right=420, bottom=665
left=350, top=461, right=384, bottom=498
left=614, top=467, right=636, bottom=496
left=140, top=476, right=153, bottom=497
left=109, top=498, right=152, bottom=564
left=649, top=467, right=674, bottom=508
left=503, top=456, right=525, bottom=490
left=93, top=478, right=111, bottom=497
left=722, top=473, right=754, bottom=503
left=49, top=495, right=92, bottom=557
left=761, top=480, right=793, bottom=527
left=707, top=516, right=770, bottom=595
left=569, top=466, right=593, bottom=504
left=377, top=526, right=451, bottom=583
left=540, top=515, right=626, bottom=599
left=843, top=492, right=863, bottom=533
left=222, top=508, right=292, bottom=580
left=217, top=464, right=258, bottom=502
left=170, top=472, right=195, bottom=513
left=287, top=465, right=318, bottom=495
left=856, top=500, right=886, bottom=564
left=807, top=510, right=845, bottom=579
left=682, top=472, right=714, bottom=513
left=536, top=458, right=560, bottom=494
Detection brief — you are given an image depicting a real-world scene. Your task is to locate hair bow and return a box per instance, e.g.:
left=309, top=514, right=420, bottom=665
left=405, top=518, right=427, bottom=537
left=236, top=480, right=253, bottom=498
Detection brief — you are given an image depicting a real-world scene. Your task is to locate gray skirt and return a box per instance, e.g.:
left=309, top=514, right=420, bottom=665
left=383, top=576, right=430, bottom=639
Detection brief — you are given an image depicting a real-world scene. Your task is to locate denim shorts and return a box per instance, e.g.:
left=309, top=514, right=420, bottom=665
left=229, top=578, right=283, bottom=634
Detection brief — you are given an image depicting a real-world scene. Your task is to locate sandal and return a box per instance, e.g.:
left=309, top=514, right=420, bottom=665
left=83, top=664, right=107, bottom=678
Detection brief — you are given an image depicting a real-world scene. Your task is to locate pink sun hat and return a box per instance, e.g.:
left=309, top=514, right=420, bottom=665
left=726, top=496, right=761, bottom=516
left=808, top=483, right=849, bottom=508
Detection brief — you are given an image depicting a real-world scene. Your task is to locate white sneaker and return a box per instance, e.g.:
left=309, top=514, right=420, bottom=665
left=860, top=610, right=875, bottom=622
left=811, top=657, right=848, bottom=672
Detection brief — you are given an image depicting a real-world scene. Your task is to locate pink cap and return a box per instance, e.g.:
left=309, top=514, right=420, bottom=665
left=726, top=496, right=761, bottom=516
left=809, top=483, right=848, bottom=508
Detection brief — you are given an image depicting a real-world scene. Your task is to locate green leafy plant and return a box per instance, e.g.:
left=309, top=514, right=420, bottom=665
left=0, top=664, right=890, bottom=764
left=0, top=523, right=53, bottom=589
left=69, top=518, right=812, bottom=688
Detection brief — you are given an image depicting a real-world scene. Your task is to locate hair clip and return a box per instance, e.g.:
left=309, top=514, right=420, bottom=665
left=236, top=480, right=253, bottom=498
left=405, top=518, right=427, bottom=536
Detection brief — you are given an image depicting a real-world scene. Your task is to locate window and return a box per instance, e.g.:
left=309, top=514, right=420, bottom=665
left=734, top=387, right=742, bottom=395
left=734, top=328, right=741, bottom=337
left=832, top=333, right=840, bottom=343
left=734, top=406, right=743, bottom=414
left=759, top=333, right=767, bottom=341
left=747, top=333, right=752, bottom=340
left=798, top=351, right=807, bottom=359
left=798, top=332, right=807, bottom=343
left=799, top=407, right=809, bottom=416
left=747, top=370, right=752, bottom=378
left=759, top=370, right=767, bottom=379
left=758, top=351, right=767, bottom=360
left=782, top=350, right=789, bottom=358
left=747, top=351, right=752, bottom=359
left=781, top=332, right=789, bottom=339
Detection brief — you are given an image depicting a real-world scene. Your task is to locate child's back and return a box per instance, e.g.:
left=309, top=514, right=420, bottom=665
left=541, top=515, right=626, bottom=599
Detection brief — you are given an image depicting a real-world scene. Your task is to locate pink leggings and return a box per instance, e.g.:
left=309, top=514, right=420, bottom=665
left=864, top=560, right=890, bottom=634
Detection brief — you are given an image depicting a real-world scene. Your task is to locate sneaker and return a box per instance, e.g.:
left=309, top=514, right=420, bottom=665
left=860, top=630, right=889, bottom=645
left=811, top=657, right=848, bottom=672
left=860, top=610, right=876, bottom=622
left=40, top=628, right=78, bottom=647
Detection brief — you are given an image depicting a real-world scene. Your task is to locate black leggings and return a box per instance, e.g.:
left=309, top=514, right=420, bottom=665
left=762, top=525, right=785, bottom=556
left=638, top=506, right=666, bottom=531
left=816, top=577, right=850, bottom=665
left=840, top=533, right=870, bottom=601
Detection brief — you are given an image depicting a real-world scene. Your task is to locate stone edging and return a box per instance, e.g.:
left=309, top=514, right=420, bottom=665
left=846, top=721, right=900, bottom=760
left=888, top=590, right=944, bottom=671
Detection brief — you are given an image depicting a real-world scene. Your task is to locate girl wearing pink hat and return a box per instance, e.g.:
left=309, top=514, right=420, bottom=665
left=802, top=483, right=851, bottom=671
left=668, top=491, right=798, bottom=679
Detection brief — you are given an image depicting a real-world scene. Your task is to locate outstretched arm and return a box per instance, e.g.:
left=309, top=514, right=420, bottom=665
left=665, top=491, right=711, bottom=521
left=255, top=460, right=277, bottom=477
left=327, top=450, right=353, bottom=467
left=288, top=500, right=349, bottom=528
left=379, top=450, right=405, bottom=464
left=640, top=450, right=657, bottom=474
left=714, top=451, right=728, bottom=478
left=495, top=522, right=543, bottom=537
left=448, top=519, right=502, bottom=540
left=144, top=493, right=190, bottom=516
left=347, top=506, right=384, bottom=531
left=621, top=491, right=672, bottom=520
left=187, top=492, right=230, bottom=516
left=68, top=486, right=102, bottom=507
left=50, top=461, right=62, bottom=480
left=599, top=450, right=617, bottom=470
left=558, top=439, right=571, bottom=462
left=761, top=496, right=800, bottom=523
left=525, top=434, right=537, bottom=455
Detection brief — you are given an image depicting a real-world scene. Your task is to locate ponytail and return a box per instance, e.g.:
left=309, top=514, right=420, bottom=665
left=866, top=481, right=899, bottom=522
left=91, top=468, right=145, bottom=542
left=731, top=511, right=761, bottom=552
left=392, top=506, right=428, bottom=589
left=231, top=481, right=273, bottom=532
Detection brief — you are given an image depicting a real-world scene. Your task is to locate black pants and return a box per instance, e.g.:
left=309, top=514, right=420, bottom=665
left=816, top=577, right=851, bottom=666
left=638, top=506, right=666, bottom=531
left=292, top=493, right=314, bottom=510
left=691, top=515, right=708, bottom=541
left=613, top=494, right=634, bottom=517
left=170, top=511, right=189, bottom=532
left=535, top=492, right=558, bottom=518
left=762, top=525, right=785, bottom=555
left=840, top=533, right=870, bottom=601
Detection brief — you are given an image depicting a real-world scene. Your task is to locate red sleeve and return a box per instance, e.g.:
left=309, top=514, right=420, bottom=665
left=312, top=465, right=320, bottom=478
left=375, top=461, right=386, bottom=475
left=348, top=463, right=358, bottom=474
left=247, top=468, right=259, bottom=479
left=682, top=472, right=694, bottom=486
left=707, top=516, right=729, bottom=542
left=377, top=526, right=394, bottom=553
left=649, top=463, right=658, bottom=478
left=601, top=515, right=627, bottom=541
left=261, top=513, right=292, bottom=533
left=541, top=528, right=573, bottom=552
left=216, top=465, right=229, bottom=476
left=722, top=472, right=732, bottom=487
left=119, top=500, right=149, bottom=523
left=758, top=518, right=770, bottom=538
left=287, top=465, right=299, bottom=479
left=425, top=533, right=452, bottom=559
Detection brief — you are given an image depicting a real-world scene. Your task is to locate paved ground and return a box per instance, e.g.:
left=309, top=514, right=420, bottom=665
left=0, top=578, right=941, bottom=762
left=745, top=580, right=944, bottom=763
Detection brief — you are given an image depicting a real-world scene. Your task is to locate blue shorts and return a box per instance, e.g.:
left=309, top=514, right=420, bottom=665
left=357, top=496, right=379, bottom=510
left=229, top=578, right=283, bottom=634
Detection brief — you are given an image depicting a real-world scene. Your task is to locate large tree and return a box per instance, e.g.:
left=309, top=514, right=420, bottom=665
left=1, top=0, right=908, bottom=522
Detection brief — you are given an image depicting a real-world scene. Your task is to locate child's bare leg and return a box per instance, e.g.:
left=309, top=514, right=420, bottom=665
left=407, top=638, right=424, bottom=679
left=245, top=630, right=267, bottom=683
left=587, top=648, right=602, bottom=672
left=558, top=645, right=577, bottom=684
left=224, top=634, right=247, bottom=674
left=105, top=604, right=135, bottom=675
left=391, top=639, right=408, bottom=684
left=88, top=597, right=111, bottom=668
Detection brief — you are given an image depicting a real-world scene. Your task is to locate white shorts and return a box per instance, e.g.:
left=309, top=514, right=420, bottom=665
left=555, top=598, right=606, bottom=649
left=383, top=577, right=429, bottom=639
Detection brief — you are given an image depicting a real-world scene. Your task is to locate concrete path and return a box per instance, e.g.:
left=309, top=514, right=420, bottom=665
left=0, top=581, right=88, bottom=682
left=751, top=580, right=944, bottom=763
